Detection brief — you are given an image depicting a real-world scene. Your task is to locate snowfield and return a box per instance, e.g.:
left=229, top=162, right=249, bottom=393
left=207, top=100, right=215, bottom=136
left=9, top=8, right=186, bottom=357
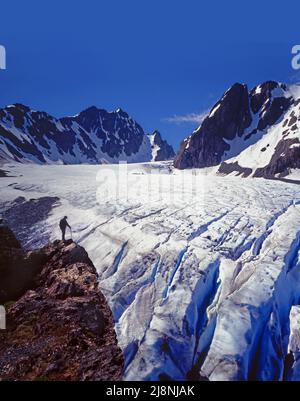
left=1, top=162, right=300, bottom=381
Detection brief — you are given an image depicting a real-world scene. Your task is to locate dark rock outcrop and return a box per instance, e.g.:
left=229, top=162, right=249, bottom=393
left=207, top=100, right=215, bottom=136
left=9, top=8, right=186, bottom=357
left=0, top=225, right=124, bottom=381
left=254, top=138, right=300, bottom=178
left=218, top=161, right=252, bottom=177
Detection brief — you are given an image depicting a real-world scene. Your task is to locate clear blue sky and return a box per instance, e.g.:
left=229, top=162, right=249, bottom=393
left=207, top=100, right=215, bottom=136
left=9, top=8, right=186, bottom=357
left=1, top=0, right=300, bottom=149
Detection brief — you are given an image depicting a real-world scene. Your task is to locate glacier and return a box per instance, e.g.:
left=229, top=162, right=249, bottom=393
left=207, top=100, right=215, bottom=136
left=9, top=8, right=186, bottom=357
left=0, top=161, right=300, bottom=381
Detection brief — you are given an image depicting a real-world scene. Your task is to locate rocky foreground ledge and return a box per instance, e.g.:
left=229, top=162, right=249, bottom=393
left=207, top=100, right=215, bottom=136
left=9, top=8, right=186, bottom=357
left=0, top=224, right=124, bottom=381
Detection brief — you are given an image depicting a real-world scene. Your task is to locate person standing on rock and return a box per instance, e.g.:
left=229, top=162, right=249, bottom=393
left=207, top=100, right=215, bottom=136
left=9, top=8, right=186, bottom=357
left=59, top=216, right=71, bottom=241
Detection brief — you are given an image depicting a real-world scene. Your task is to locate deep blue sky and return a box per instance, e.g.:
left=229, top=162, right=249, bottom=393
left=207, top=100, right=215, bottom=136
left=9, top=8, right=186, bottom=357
left=1, top=0, right=300, bottom=149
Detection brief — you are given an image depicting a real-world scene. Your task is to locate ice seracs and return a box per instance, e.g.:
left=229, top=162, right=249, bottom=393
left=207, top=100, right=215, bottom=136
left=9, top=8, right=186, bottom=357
left=0, top=162, right=299, bottom=381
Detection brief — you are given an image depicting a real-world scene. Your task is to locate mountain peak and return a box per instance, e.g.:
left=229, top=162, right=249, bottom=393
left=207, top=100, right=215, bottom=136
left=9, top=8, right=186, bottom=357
left=5, top=103, right=31, bottom=113
left=148, top=130, right=175, bottom=161
left=0, top=103, right=174, bottom=165
left=174, top=79, right=296, bottom=176
left=149, top=130, right=162, bottom=139
left=78, top=105, right=100, bottom=116
left=115, top=107, right=129, bottom=118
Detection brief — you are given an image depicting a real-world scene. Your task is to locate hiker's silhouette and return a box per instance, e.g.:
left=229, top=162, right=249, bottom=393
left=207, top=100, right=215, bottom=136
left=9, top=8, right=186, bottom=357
left=59, top=216, right=71, bottom=241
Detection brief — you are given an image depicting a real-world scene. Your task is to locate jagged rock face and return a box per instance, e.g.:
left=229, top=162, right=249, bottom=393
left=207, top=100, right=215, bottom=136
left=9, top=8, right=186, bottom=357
left=0, top=230, right=124, bottom=381
left=148, top=130, right=175, bottom=161
left=174, top=83, right=252, bottom=168
left=0, top=104, right=173, bottom=165
left=174, top=81, right=297, bottom=178
left=249, top=82, right=293, bottom=134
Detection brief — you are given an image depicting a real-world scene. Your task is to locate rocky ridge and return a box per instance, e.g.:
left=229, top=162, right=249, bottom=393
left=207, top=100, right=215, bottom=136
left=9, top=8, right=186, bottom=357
left=0, top=223, right=124, bottom=381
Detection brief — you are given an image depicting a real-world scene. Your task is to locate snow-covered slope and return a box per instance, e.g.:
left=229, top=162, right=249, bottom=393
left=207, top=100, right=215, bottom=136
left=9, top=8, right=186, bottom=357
left=1, top=162, right=300, bottom=381
left=175, top=81, right=300, bottom=179
left=0, top=104, right=173, bottom=165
